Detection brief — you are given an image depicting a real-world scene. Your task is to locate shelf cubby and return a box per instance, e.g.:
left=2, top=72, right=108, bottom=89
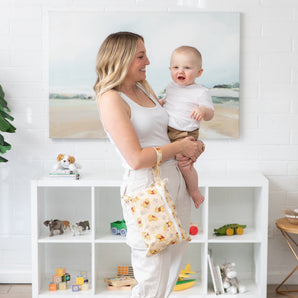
left=32, top=172, right=268, bottom=297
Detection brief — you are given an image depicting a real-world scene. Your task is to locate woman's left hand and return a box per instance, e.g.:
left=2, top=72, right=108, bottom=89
left=176, top=140, right=205, bottom=166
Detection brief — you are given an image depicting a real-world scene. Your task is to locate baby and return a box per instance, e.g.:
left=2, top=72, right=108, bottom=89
left=161, top=45, right=214, bottom=208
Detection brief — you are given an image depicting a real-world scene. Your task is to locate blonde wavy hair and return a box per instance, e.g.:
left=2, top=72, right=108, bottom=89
left=94, top=31, right=155, bottom=99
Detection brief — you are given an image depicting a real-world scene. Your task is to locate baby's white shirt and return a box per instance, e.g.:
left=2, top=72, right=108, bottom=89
left=164, top=81, right=214, bottom=132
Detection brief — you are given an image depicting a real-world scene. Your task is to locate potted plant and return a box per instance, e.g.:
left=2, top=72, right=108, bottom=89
left=0, top=84, right=16, bottom=162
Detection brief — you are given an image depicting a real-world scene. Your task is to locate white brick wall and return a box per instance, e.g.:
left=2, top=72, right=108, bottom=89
left=0, top=0, right=297, bottom=284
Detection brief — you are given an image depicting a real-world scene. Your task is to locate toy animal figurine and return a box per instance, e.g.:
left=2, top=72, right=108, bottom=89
left=71, top=224, right=83, bottom=236
left=62, top=220, right=71, bottom=231
left=77, top=220, right=90, bottom=231
left=221, top=262, right=246, bottom=295
left=214, top=223, right=246, bottom=236
left=44, top=220, right=64, bottom=237
left=53, top=154, right=81, bottom=172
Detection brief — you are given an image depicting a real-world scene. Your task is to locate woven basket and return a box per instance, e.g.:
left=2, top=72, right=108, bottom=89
left=285, top=215, right=298, bottom=225
left=282, top=209, right=298, bottom=225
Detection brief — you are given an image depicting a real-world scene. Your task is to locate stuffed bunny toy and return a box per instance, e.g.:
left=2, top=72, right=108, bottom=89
left=221, top=262, right=246, bottom=295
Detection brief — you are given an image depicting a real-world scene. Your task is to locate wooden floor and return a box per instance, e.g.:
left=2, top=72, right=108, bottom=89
left=0, top=284, right=293, bottom=297
left=0, top=284, right=32, bottom=298
left=268, top=284, right=298, bottom=297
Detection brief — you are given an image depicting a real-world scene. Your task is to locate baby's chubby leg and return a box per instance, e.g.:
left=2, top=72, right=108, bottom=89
left=176, top=153, right=204, bottom=209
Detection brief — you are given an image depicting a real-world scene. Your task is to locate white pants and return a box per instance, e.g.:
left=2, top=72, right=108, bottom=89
left=121, top=159, right=191, bottom=298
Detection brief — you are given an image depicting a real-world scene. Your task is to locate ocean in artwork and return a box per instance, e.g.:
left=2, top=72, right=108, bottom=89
left=49, top=83, right=239, bottom=139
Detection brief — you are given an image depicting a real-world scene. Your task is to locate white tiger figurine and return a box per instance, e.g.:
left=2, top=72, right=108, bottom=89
left=71, top=224, right=83, bottom=236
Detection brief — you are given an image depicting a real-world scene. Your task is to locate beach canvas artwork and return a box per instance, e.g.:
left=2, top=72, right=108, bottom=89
left=49, top=11, right=240, bottom=139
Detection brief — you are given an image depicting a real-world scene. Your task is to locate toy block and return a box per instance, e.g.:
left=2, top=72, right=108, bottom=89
left=81, top=283, right=89, bottom=291
left=52, top=275, right=62, bottom=284
left=76, top=276, right=84, bottom=285
left=118, top=266, right=128, bottom=275
left=56, top=268, right=66, bottom=276
left=59, top=282, right=67, bottom=290
left=80, top=271, right=87, bottom=279
left=49, top=282, right=57, bottom=291
left=65, top=273, right=71, bottom=282
left=118, top=265, right=134, bottom=277
left=72, top=284, right=80, bottom=292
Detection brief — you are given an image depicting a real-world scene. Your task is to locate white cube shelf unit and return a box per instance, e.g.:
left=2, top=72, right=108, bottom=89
left=31, top=172, right=268, bottom=298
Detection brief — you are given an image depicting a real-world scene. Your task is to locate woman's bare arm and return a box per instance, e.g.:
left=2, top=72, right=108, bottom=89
left=98, top=90, right=201, bottom=170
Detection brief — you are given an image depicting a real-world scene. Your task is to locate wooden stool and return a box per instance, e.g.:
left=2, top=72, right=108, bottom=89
left=276, top=218, right=298, bottom=298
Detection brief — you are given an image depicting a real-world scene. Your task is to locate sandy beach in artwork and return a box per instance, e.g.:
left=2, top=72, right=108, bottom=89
left=49, top=99, right=105, bottom=138
left=200, top=104, right=239, bottom=139
left=50, top=99, right=239, bottom=139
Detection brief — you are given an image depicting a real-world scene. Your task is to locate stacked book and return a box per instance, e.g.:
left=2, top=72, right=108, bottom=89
left=104, top=276, right=136, bottom=291
left=104, top=266, right=136, bottom=291
left=208, top=250, right=224, bottom=295
left=49, top=169, right=80, bottom=180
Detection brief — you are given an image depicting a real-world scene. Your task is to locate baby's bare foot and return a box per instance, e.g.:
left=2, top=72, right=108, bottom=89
left=190, top=189, right=205, bottom=209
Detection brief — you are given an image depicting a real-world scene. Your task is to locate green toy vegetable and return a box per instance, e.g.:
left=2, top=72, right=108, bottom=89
left=214, top=223, right=246, bottom=236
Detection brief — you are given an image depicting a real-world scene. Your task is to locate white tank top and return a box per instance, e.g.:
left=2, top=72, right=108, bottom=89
left=107, top=85, right=171, bottom=169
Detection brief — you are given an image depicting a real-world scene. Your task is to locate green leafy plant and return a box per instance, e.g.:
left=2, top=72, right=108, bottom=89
left=0, top=84, right=16, bottom=162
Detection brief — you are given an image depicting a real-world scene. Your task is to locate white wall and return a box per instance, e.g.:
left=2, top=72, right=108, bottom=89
left=0, top=0, right=297, bottom=284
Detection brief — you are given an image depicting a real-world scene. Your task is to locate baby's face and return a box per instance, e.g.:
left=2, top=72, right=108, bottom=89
left=169, top=52, right=202, bottom=86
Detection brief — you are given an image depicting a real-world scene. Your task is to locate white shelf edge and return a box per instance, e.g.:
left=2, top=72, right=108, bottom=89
left=95, top=234, right=127, bottom=244
left=39, top=288, right=93, bottom=297
left=95, top=277, right=204, bottom=297
left=38, top=231, right=93, bottom=244
left=38, top=239, right=93, bottom=244
left=33, top=171, right=268, bottom=188
left=189, top=233, right=205, bottom=243
left=208, top=229, right=262, bottom=244
left=37, top=233, right=207, bottom=245
left=207, top=279, right=258, bottom=297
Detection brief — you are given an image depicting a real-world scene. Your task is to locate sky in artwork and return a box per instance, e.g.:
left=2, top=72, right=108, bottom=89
left=49, top=11, right=240, bottom=95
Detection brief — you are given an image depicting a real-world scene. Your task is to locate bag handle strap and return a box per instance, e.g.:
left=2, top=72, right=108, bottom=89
left=152, top=147, right=162, bottom=181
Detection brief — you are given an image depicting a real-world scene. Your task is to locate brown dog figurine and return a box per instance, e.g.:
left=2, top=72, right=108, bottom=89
left=44, top=219, right=64, bottom=236
left=62, top=220, right=71, bottom=231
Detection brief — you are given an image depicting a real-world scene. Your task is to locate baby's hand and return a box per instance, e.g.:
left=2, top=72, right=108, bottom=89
left=158, top=95, right=166, bottom=107
left=190, top=106, right=206, bottom=121
left=159, top=99, right=165, bottom=106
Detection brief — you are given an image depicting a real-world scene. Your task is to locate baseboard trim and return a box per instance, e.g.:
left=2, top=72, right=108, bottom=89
left=0, top=270, right=31, bottom=283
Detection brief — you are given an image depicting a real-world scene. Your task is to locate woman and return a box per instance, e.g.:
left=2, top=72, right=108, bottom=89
left=94, top=31, right=203, bottom=298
